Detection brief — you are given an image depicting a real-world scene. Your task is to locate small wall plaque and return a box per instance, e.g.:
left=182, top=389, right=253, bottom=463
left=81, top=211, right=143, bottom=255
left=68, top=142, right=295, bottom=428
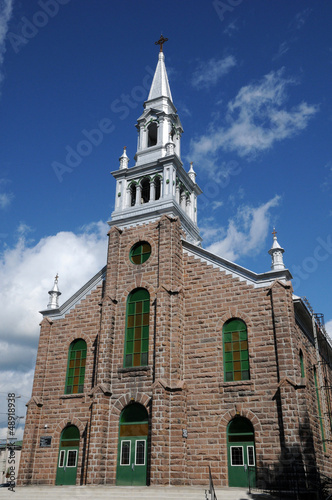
left=40, top=436, right=52, bottom=448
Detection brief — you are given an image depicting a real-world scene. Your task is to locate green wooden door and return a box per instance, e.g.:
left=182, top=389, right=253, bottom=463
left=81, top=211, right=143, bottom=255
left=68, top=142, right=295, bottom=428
left=55, top=425, right=80, bottom=485
left=116, top=404, right=148, bottom=486
left=117, top=436, right=147, bottom=485
left=227, top=418, right=256, bottom=488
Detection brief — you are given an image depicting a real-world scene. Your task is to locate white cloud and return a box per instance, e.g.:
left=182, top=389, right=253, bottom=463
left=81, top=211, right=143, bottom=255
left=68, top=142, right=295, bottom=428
left=0, top=370, right=34, bottom=440
left=0, top=191, right=13, bottom=208
left=325, top=320, right=332, bottom=337
left=223, top=20, right=239, bottom=37
left=204, top=195, right=280, bottom=262
left=192, top=55, right=236, bottom=90
left=0, top=221, right=108, bottom=419
left=0, top=0, right=13, bottom=84
left=211, top=201, right=223, bottom=210
left=190, top=68, right=318, bottom=174
left=321, top=161, right=332, bottom=192
left=293, top=8, right=312, bottom=30
left=273, top=41, right=290, bottom=60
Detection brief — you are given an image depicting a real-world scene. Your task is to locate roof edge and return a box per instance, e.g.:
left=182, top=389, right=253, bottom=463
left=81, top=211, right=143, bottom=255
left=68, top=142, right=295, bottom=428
left=40, top=265, right=107, bottom=320
left=182, top=240, right=293, bottom=287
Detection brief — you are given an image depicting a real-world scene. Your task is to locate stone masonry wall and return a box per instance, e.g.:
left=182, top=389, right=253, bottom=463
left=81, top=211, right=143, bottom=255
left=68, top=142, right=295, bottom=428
left=18, top=215, right=332, bottom=487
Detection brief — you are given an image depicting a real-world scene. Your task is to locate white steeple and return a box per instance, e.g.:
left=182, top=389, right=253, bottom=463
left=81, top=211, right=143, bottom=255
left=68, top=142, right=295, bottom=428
left=268, top=229, right=285, bottom=271
left=47, top=274, right=61, bottom=309
left=147, top=50, right=173, bottom=102
left=109, top=37, right=202, bottom=246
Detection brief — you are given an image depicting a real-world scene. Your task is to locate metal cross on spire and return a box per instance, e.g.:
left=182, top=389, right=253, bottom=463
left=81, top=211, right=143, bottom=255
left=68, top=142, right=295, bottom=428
left=155, top=34, right=168, bottom=52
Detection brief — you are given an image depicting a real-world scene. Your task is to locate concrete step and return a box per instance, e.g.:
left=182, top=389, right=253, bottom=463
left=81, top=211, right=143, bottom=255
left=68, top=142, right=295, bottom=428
left=0, top=485, right=273, bottom=499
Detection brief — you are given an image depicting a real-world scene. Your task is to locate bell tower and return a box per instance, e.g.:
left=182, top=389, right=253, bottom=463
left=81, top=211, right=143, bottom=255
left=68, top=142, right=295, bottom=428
left=109, top=37, right=202, bottom=245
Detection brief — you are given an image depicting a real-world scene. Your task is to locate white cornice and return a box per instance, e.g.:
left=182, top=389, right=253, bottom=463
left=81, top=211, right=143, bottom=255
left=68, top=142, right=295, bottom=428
left=182, top=240, right=293, bottom=288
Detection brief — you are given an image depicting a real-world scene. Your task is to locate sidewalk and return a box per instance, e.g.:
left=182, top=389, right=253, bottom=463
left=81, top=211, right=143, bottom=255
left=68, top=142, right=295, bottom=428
left=0, top=484, right=275, bottom=499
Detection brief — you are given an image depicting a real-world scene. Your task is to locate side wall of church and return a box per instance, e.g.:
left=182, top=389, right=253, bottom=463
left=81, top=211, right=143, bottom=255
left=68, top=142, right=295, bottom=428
left=182, top=250, right=332, bottom=486
left=292, top=319, right=332, bottom=479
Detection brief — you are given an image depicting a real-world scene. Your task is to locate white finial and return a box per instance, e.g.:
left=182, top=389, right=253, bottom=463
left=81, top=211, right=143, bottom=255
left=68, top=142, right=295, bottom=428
left=188, top=162, right=196, bottom=183
left=119, top=147, right=129, bottom=170
left=166, top=133, right=175, bottom=155
left=47, top=274, right=61, bottom=309
left=268, top=229, right=285, bottom=271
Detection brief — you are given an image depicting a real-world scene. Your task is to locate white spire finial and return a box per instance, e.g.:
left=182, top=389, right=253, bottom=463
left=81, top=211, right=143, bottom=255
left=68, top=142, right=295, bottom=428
left=119, top=146, right=129, bottom=170
left=47, top=274, right=61, bottom=309
left=268, top=229, right=285, bottom=271
left=188, top=162, right=196, bottom=183
left=166, top=133, right=175, bottom=156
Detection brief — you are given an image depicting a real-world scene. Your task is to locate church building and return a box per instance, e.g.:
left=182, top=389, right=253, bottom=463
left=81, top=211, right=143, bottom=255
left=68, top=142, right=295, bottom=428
left=18, top=38, right=332, bottom=490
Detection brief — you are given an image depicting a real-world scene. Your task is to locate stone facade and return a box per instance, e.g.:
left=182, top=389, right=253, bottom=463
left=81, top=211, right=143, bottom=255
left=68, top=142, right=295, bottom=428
left=18, top=214, right=332, bottom=486
left=18, top=46, right=332, bottom=488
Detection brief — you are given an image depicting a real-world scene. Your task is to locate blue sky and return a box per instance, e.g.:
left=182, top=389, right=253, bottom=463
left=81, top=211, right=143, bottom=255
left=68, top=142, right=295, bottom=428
left=0, top=0, right=331, bottom=438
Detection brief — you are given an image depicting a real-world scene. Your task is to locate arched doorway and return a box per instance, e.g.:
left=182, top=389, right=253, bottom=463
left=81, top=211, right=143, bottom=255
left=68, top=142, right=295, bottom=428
left=116, top=403, right=148, bottom=486
left=227, top=417, right=256, bottom=488
left=55, top=425, right=80, bottom=485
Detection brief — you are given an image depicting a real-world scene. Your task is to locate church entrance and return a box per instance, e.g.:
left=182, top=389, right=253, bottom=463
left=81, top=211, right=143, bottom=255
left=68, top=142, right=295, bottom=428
left=55, top=425, right=80, bottom=485
left=116, top=403, right=148, bottom=486
left=227, top=417, right=256, bottom=488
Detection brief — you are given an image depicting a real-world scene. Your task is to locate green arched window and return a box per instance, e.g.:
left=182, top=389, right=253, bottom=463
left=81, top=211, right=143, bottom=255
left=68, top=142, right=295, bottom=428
left=223, top=319, right=250, bottom=382
left=65, top=339, right=87, bottom=394
left=124, top=289, right=150, bottom=368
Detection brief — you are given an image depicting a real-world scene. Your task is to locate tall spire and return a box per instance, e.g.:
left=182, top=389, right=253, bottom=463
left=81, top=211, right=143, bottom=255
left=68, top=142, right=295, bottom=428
left=109, top=38, right=202, bottom=246
left=268, top=229, right=285, bottom=271
left=47, top=274, right=61, bottom=309
left=147, top=36, right=173, bottom=102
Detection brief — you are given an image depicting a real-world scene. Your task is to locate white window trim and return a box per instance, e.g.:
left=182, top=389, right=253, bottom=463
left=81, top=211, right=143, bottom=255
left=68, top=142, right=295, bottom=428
left=135, top=439, right=146, bottom=466
left=230, top=445, right=244, bottom=466
left=120, top=440, right=131, bottom=466
left=247, top=445, right=255, bottom=466
left=58, top=449, right=65, bottom=468
left=66, top=449, right=78, bottom=468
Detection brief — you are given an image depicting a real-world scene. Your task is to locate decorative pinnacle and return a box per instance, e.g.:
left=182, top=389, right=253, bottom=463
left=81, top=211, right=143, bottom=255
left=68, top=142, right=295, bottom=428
left=268, top=228, right=285, bottom=271
left=188, top=162, right=196, bottom=183
left=155, top=34, right=168, bottom=52
left=47, top=274, right=61, bottom=309
left=119, top=146, right=129, bottom=169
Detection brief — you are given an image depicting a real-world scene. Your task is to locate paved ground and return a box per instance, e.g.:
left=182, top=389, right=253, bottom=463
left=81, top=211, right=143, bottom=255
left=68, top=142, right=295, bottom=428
left=0, top=484, right=275, bottom=499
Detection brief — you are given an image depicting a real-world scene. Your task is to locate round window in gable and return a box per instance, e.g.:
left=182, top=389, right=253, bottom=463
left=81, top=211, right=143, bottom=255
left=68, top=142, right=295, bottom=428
left=130, top=241, right=151, bottom=265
